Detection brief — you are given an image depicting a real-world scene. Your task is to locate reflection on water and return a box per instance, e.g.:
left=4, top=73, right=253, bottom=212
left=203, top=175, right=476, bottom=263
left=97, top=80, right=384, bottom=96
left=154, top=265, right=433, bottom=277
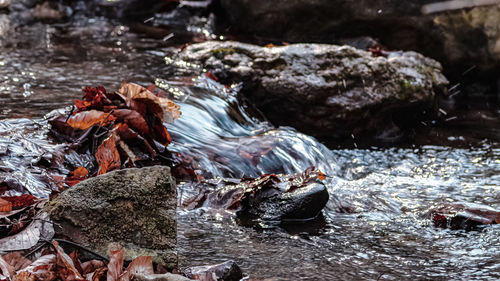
left=0, top=19, right=500, bottom=281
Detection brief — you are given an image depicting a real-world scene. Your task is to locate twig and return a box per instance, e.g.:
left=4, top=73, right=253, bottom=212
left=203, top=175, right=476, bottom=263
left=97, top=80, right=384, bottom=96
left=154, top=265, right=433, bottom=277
left=53, top=239, right=109, bottom=262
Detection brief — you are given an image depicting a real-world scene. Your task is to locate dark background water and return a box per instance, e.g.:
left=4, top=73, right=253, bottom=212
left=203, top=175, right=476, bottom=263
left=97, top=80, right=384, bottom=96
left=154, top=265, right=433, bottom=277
left=1, top=17, right=500, bottom=281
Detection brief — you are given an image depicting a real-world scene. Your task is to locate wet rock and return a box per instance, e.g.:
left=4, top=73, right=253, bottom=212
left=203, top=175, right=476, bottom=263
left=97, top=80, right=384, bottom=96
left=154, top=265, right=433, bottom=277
left=217, top=1, right=500, bottom=72
left=177, top=41, right=448, bottom=140
left=183, top=260, right=243, bottom=281
left=432, top=5, right=500, bottom=71
left=44, top=166, right=178, bottom=269
left=182, top=168, right=329, bottom=223
left=430, top=203, right=500, bottom=230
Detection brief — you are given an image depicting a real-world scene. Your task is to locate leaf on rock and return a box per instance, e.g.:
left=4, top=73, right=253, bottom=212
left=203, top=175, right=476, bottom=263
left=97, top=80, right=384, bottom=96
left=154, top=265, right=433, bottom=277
left=95, top=134, right=121, bottom=175
left=67, top=110, right=116, bottom=130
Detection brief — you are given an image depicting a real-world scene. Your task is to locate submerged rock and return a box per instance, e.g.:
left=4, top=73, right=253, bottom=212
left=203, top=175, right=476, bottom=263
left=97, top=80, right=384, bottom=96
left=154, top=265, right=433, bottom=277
left=45, top=166, right=178, bottom=269
left=178, top=41, right=448, bottom=140
left=182, top=168, right=329, bottom=223
left=430, top=203, right=500, bottom=230
left=183, top=260, right=243, bottom=281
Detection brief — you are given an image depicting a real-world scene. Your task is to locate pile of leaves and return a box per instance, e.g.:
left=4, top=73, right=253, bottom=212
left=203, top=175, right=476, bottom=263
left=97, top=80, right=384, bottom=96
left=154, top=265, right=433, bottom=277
left=0, top=240, right=174, bottom=281
left=182, top=167, right=326, bottom=211
left=49, top=82, right=181, bottom=185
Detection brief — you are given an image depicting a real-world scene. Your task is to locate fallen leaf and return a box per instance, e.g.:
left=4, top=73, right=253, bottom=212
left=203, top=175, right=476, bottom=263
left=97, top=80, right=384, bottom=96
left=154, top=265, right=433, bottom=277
left=52, top=240, right=85, bottom=280
left=1, top=195, right=38, bottom=209
left=124, top=256, right=154, bottom=278
left=16, top=254, right=56, bottom=281
left=2, top=252, right=32, bottom=271
left=111, top=109, right=150, bottom=137
left=119, top=83, right=181, bottom=123
left=0, top=198, right=11, bottom=212
left=106, top=249, right=124, bottom=281
left=95, top=134, right=121, bottom=175
left=0, top=255, right=14, bottom=280
left=0, top=211, right=54, bottom=251
left=64, top=167, right=88, bottom=187
left=67, top=110, right=116, bottom=131
left=81, top=260, right=106, bottom=275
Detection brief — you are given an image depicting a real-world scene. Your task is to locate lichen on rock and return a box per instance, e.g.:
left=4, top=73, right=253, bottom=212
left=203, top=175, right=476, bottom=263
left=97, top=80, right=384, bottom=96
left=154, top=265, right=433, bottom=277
left=44, top=166, right=178, bottom=269
left=177, top=41, right=448, bottom=140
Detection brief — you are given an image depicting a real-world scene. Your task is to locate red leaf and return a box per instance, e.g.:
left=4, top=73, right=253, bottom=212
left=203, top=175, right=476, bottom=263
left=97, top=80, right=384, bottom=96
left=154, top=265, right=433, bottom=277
left=66, top=110, right=116, bottom=130
left=95, top=134, right=121, bottom=175
left=0, top=195, right=37, bottom=209
left=205, top=72, right=218, bottom=81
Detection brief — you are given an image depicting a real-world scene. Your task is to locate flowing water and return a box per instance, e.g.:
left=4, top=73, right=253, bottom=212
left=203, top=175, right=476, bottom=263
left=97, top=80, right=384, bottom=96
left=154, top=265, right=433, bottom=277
left=1, top=18, right=500, bottom=281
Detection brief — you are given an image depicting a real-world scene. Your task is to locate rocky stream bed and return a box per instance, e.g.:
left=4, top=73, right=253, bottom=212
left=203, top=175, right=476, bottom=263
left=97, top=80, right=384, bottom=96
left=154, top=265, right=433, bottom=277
left=0, top=1, right=500, bottom=280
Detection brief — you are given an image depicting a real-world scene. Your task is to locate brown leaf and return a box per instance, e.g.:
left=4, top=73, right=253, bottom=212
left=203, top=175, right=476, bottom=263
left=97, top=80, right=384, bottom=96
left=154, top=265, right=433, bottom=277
left=0, top=255, right=15, bottom=280
left=52, top=240, right=85, bottom=280
left=112, top=109, right=150, bottom=137
left=119, top=83, right=181, bottom=123
left=13, top=271, right=36, bottom=281
left=0, top=198, right=11, bottom=212
left=95, top=134, right=121, bottom=175
left=81, top=260, right=106, bottom=275
left=106, top=249, right=124, bottom=281
left=153, top=123, right=172, bottom=146
left=69, top=251, right=84, bottom=276
left=16, top=254, right=57, bottom=281
left=66, top=110, right=116, bottom=130
left=90, top=267, right=107, bottom=281
left=124, top=256, right=154, bottom=278
left=2, top=252, right=32, bottom=271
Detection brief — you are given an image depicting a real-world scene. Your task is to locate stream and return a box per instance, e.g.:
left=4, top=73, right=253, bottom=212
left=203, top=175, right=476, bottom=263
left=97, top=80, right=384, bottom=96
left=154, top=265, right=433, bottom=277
left=1, top=17, right=500, bottom=281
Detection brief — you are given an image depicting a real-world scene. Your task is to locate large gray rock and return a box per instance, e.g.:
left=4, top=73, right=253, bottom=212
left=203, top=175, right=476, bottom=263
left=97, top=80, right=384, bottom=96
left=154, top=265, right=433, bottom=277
left=177, top=41, right=448, bottom=139
left=217, top=0, right=500, bottom=72
left=45, top=166, right=177, bottom=269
